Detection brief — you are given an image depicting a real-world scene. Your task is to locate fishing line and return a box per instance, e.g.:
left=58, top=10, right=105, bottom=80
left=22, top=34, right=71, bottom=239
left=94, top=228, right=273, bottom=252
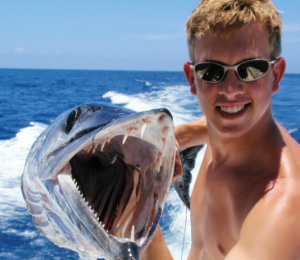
left=181, top=205, right=188, bottom=260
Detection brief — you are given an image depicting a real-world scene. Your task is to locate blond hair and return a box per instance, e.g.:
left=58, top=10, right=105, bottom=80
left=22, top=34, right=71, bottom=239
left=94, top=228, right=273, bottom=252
left=186, top=0, right=283, bottom=62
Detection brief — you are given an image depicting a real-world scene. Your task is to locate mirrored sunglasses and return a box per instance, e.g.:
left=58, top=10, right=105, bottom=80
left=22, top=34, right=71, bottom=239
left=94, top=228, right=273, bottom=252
left=190, top=59, right=276, bottom=83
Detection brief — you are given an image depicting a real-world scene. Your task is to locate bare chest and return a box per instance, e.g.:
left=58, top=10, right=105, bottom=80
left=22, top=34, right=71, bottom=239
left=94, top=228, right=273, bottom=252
left=190, top=163, right=273, bottom=259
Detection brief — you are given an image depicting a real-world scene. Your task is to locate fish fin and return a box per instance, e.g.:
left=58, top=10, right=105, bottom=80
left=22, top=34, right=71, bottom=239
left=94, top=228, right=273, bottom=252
left=174, top=145, right=204, bottom=209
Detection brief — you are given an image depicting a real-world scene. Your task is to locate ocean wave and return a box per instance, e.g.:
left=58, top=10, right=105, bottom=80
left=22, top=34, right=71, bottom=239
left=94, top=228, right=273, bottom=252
left=103, top=85, right=201, bottom=126
left=0, top=122, right=47, bottom=210
left=289, top=128, right=298, bottom=134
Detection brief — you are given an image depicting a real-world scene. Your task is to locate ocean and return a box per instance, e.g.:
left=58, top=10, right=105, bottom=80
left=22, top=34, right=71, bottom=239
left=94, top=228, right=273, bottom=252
left=0, top=69, right=299, bottom=260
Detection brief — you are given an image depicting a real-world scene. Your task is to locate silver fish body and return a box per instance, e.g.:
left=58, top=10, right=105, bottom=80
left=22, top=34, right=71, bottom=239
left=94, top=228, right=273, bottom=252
left=21, top=103, right=176, bottom=260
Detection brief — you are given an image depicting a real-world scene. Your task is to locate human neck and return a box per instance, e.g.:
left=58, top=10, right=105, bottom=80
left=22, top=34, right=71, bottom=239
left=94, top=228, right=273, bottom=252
left=207, top=115, right=281, bottom=167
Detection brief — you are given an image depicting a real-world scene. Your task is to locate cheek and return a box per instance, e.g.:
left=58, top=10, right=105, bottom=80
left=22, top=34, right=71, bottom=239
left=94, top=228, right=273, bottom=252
left=250, top=78, right=274, bottom=110
left=195, top=82, right=216, bottom=111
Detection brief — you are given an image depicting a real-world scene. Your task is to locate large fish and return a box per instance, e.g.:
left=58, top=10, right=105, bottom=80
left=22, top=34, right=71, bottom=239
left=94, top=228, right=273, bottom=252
left=21, top=103, right=177, bottom=260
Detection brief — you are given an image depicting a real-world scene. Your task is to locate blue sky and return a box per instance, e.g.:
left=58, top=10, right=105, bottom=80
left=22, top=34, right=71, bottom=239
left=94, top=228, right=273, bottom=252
left=0, top=0, right=299, bottom=73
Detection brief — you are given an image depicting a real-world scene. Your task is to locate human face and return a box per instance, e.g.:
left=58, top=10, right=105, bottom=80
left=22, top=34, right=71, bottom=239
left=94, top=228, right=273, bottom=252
left=185, top=22, right=283, bottom=139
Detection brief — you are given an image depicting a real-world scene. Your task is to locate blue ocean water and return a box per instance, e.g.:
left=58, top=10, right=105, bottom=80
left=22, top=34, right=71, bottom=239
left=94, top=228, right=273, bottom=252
left=0, top=69, right=299, bottom=259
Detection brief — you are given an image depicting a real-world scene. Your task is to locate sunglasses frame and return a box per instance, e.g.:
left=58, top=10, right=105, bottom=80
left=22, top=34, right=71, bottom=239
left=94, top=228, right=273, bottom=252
left=190, top=58, right=276, bottom=83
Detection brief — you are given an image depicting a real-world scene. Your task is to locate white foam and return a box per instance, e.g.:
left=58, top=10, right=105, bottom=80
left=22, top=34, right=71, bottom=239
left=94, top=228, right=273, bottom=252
left=103, top=85, right=200, bottom=126
left=0, top=122, right=47, bottom=211
left=289, top=128, right=298, bottom=134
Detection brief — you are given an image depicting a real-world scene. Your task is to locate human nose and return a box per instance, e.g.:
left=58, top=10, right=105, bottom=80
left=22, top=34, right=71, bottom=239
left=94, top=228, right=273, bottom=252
left=218, top=69, right=245, bottom=96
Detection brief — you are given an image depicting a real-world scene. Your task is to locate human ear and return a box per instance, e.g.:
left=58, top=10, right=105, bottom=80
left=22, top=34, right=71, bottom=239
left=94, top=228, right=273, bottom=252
left=272, top=57, right=286, bottom=94
left=184, top=62, right=197, bottom=95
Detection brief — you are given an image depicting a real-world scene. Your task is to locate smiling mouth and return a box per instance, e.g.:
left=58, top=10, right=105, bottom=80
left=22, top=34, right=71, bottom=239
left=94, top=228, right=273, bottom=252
left=220, top=105, right=245, bottom=114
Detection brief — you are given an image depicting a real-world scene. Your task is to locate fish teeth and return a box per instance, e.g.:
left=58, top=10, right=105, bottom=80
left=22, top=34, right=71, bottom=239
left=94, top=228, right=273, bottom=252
left=131, top=225, right=135, bottom=241
left=101, top=141, right=106, bottom=152
left=140, top=122, right=147, bottom=138
left=140, top=236, right=147, bottom=245
left=122, top=129, right=134, bottom=145
left=110, top=154, right=118, bottom=164
left=157, top=153, right=163, bottom=172
left=122, top=133, right=129, bottom=145
left=86, top=145, right=93, bottom=153
left=152, top=153, right=162, bottom=173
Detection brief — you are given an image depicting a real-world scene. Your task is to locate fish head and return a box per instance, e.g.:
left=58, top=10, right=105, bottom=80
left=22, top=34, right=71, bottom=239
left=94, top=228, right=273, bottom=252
left=22, top=103, right=176, bottom=260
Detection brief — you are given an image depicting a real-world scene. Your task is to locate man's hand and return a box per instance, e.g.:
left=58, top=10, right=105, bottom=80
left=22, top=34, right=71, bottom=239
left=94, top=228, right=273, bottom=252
left=140, top=225, right=174, bottom=260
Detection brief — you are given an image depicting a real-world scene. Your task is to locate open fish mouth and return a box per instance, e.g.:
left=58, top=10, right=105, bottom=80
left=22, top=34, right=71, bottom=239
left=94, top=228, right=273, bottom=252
left=55, top=108, right=176, bottom=248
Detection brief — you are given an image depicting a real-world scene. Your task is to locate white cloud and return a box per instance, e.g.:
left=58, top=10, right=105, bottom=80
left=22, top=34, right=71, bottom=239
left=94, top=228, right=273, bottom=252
left=15, top=47, right=26, bottom=54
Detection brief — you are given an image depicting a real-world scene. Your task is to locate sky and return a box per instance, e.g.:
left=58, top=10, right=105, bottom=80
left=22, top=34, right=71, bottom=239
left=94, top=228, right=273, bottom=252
left=0, top=0, right=299, bottom=73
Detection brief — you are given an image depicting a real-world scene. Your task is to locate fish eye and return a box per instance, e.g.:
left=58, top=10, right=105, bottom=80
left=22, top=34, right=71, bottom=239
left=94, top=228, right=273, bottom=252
left=65, top=109, right=79, bottom=132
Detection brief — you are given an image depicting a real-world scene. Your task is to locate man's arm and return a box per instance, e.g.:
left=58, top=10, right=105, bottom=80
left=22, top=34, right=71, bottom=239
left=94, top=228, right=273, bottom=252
left=140, top=225, right=174, bottom=260
left=175, top=115, right=208, bottom=149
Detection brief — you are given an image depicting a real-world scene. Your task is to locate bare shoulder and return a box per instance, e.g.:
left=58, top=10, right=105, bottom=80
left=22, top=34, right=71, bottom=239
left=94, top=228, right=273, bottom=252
left=277, top=122, right=300, bottom=154
left=277, top=122, right=300, bottom=177
left=226, top=125, right=300, bottom=260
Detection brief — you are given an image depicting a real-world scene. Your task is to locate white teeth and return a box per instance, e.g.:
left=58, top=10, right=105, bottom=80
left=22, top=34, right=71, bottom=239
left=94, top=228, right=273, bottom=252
left=101, top=141, right=106, bottom=152
left=86, top=145, right=93, bottom=153
left=157, top=155, right=163, bottom=172
left=123, top=129, right=133, bottom=145
left=140, top=236, right=147, bottom=245
left=140, top=123, right=147, bottom=138
left=220, top=105, right=244, bottom=114
left=153, top=155, right=162, bottom=173
left=131, top=225, right=135, bottom=241
left=122, top=133, right=129, bottom=145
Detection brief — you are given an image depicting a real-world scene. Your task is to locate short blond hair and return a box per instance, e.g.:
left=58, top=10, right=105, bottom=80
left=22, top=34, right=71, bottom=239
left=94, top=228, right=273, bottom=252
left=186, top=0, right=283, bottom=62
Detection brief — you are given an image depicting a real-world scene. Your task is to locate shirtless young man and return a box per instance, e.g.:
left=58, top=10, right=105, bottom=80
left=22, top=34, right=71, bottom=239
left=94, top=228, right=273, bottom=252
left=142, top=0, right=300, bottom=259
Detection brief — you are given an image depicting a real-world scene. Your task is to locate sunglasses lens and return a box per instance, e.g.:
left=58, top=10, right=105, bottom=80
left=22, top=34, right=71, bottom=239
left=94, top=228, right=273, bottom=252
left=195, top=63, right=224, bottom=83
left=237, top=60, right=269, bottom=81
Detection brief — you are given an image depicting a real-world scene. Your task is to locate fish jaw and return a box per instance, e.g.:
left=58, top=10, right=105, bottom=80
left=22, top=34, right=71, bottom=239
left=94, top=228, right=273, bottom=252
left=22, top=104, right=176, bottom=260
